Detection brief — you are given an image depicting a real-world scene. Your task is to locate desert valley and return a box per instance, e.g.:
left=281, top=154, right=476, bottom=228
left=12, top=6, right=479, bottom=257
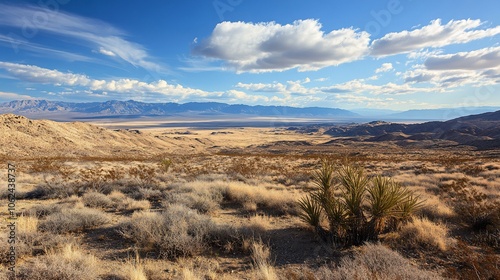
left=0, top=105, right=499, bottom=279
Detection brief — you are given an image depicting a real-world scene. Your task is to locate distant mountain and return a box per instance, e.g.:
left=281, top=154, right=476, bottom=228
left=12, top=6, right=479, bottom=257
left=324, top=110, right=500, bottom=150
left=386, top=107, right=500, bottom=120
left=349, top=108, right=401, bottom=117
left=0, top=99, right=358, bottom=118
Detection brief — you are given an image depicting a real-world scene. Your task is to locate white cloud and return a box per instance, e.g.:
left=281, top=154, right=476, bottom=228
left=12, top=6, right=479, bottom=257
left=0, top=34, right=94, bottom=62
left=0, top=91, right=35, bottom=101
left=371, top=19, right=500, bottom=56
left=424, top=46, right=500, bottom=70
left=403, top=47, right=500, bottom=87
left=193, top=19, right=370, bottom=73
left=98, top=47, right=116, bottom=57
left=236, top=78, right=317, bottom=95
left=0, top=4, right=163, bottom=72
left=321, top=79, right=437, bottom=95
left=0, top=61, right=286, bottom=104
left=375, top=63, right=393, bottom=73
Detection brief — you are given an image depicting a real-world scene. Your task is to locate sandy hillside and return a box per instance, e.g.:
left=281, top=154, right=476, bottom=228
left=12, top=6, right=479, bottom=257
left=0, top=114, right=212, bottom=158
left=0, top=114, right=335, bottom=158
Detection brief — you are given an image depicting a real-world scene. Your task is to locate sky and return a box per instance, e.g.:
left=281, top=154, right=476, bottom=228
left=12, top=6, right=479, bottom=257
left=0, top=0, right=498, bottom=110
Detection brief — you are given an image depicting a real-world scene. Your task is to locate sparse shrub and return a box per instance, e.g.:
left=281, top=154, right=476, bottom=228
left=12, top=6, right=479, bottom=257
left=164, top=185, right=223, bottom=214
left=440, top=177, right=500, bottom=232
left=251, top=240, right=278, bottom=280
left=29, top=157, right=64, bottom=173
left=17, top=244, right=101, bottom=280
left=82, top=191, right=114, bottom=208
left=159, top=158, right=172, bottom=173
left=25, top=203, right=62, bottom=217
left=39, top=207, right=110, bottom=233
left=298, top=161, right=423, bottom=245
left=316, top=243, right=442, bottom=280
left=25, top=178, right=80, bottom=199
left=387, top=217, right=451, bottom=252
left=120, top=204, right=215, bottom=259
left=128, top=164, right=157, bottom=186
left=244, top=215, right=272, bottom=237
left=108, top=190, right=151, bottom=212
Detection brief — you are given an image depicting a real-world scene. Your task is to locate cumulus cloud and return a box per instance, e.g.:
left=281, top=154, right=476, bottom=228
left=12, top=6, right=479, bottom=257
left=424, top=46, right=500, bottom=70
left=371, top=19, right=500, bottom=56
left=0, top=4, right=163, bottom=72
left=375, top=63, right=393, bottom=73
left=0, top=61, right=288, bottom=104
left=236, top=78, right=317, bottom=95
left=403, top=47, right=500, bottom=87
left=193, top=19, right=370, bottom=73
left=321, top=79, right=437, bottom=95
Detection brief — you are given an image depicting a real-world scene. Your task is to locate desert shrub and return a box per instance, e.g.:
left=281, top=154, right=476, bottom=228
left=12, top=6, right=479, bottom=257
left=25, top=203, right=63, bottom=217
left=128, top=164, right=157, bottom=187
left=222, top=181, right=298, bottom=215
left=251, top=240, right=278, bottom=280
left=82, top=191, right=114, bottom=208
left=159, top=158, right=172, bottom=173
left=39, top=207, right=110, bottom=233
left=17, top=244, right=101, bottom=280
left=29, top=157, right=64, bottom=173
left=164, top=182, right=224, bottom=214
left=108, top=191, right=151, bottom=212
left=298, top=161, right=423, bottom=245
left=386, top=217, right=452, bottom=252
left=316, top=243, right=442, bottom=280
left=418, top=195, right=455, bottom=221
left=24, top=179, right=80, bottom=199
left=120, top=204, right=215, bottom=259
left=440, top=177, right=500, bottom=232
left=246, top=215, right=272, bottom=236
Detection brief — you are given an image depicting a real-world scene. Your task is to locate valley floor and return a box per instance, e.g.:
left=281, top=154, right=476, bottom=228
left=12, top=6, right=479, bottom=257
left=0, top=124, right=499, bottom=279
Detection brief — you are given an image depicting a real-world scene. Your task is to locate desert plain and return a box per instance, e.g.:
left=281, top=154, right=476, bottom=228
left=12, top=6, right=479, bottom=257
left=0, top=114, right=499, bottom=279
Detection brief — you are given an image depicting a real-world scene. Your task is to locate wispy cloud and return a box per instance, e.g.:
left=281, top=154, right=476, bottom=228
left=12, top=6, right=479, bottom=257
left=371, top=19, right=500, bottom=56
left=0, top=91, right=36, bottom=101
left=0, top=4, right=165, bottom=73
left=0, top=61, right=286, bottom=104
left=0, top=34, right=94, bottom=62
left=193, top=19, right=370, bottom=73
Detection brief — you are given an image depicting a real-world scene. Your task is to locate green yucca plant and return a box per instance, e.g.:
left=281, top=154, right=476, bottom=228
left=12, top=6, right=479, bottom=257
left=368, top=176, right=411, bottom=235
left=298, top=160, right=423, bottom=246
left=297, top=195, right=322, bottom=228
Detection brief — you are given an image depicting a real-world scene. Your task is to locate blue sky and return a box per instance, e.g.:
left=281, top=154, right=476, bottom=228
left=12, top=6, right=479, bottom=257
left=0, top=0, right=498, bottom=110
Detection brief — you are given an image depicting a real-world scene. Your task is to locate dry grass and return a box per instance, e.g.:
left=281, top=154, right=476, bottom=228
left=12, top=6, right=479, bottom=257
left=418, top=194, right=455, bottom=221
left=120, top=205, right=215, bottom=259
left=245, top=214, right=272, bottom=237
left=82, top=191, right=114, bottom=208
left=387, top=217, right=452, bottom=252
left=1, top=143, right=498, bottom=280
left=251, top=240, right=278, bottom=280
left=39, top=207, right=110, bottom=234
left=17, top=215, right=39, bottom=235
left=315, top=243, right=442, bottom=280
left=108, top=190, right=151, bottom=211
left=17, top=244, right=101, bottom=280
left=122, top=260, right=148, bottom=280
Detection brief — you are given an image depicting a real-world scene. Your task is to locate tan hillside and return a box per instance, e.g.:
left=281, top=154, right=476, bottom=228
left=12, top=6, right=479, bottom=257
left=0, top=114, right=208, bottom=158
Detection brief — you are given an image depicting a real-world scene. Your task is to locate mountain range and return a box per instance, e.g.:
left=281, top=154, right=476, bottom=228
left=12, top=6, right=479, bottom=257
left=0, top=99, right=357, bottom=119
left=1, top=100, right=498, bottom=121
left=323, top=110, right=500, bottom=150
